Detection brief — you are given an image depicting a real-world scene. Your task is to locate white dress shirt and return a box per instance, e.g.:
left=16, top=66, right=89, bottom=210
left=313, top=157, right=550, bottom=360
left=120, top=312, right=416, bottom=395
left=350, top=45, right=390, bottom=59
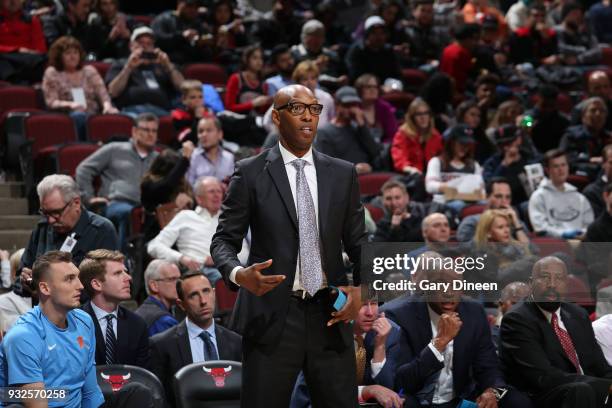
left=148, top=206, right=249, bottom=265
left=536, top=304, right=584, bottom=374
left=230, top=142, right=323, bottom=291
left=426, top=305, right=455, bottom=404
left=186, top=317, right=219, bottom=363
left=91, top=301, right=118, bottom=342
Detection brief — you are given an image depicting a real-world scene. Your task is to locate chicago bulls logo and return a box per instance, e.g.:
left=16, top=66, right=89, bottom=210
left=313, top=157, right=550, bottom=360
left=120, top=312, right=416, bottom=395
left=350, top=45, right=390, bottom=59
left=100, top=372, right=131, bottom=392
left=203, top=365, right=232, bottom=387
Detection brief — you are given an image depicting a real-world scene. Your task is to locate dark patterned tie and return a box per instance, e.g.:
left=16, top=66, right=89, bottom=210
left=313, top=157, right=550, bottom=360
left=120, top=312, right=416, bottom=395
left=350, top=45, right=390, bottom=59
left=199, top=331, right=219, bottom=361
left=105, top=314, right=117, bottom=365
left=551, top=313, right=580, bottom=372
left=354, top=335, right=366, bottom=385
left=290, top=159, right=323, bottom=296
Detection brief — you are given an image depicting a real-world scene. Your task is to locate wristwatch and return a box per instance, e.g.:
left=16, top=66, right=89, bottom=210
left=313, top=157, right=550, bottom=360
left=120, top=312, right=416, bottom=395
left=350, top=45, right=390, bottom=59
left=492, top=387, right=508, bottom=401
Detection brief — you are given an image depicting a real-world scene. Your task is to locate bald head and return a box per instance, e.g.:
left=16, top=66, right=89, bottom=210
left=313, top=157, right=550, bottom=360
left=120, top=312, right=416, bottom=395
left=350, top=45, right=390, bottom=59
left=588, top=71, right=611, bottom=99
left=532, top=256, right=568, bottom=278
left=273, top=84, right=315, bottom=109
left=421, top=213, right=450, bottom=243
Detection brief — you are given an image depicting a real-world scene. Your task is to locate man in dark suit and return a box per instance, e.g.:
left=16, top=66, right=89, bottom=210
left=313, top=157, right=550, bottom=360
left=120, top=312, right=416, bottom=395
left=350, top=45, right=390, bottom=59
left=149, top=271, right=242, bottom=407
left=382, top=253, right=531, bottom=408
left=500, top=256, right=612, bottom=408
left=211, top=84, right=367, bottom=408
left=79, top=249, right=149, bottom=368
left=290, top=297, right=404, bottom=407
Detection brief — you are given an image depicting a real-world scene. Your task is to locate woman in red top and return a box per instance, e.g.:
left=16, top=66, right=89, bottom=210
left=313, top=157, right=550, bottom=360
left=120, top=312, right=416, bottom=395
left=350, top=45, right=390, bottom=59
left=224, top=44, right=272, bottom=114
left=391, top=98, right=443, bottom=174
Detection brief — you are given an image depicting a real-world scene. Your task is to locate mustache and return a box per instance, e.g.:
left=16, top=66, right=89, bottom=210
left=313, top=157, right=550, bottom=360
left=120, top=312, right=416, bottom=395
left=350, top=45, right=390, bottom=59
left=540, top=289, right=560, bottom=300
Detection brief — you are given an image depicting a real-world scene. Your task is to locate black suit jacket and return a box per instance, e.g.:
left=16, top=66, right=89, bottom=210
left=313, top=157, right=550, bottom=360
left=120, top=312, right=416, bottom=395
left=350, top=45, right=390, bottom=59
left=500, top=301, right=612, bottom=399
left=381, top=295, right=505, bottom=402
left=211, top=145, right=366, bottom=346
left=82, top=301, right=150, bottom=369
left=149, top=320, right=242, bottom=407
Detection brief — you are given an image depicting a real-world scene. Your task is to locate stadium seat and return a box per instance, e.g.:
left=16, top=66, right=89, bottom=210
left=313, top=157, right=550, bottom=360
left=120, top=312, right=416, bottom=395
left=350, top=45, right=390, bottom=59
left=183, top=63, right=228, bottom=88
left=96, top=364, right=166, bottom=408
left=358, top=172, right=397, bottom=198
left=460, top=204, right=487, bottom=219
left=24, top=114, right=77, bottom=157
left=132, top=15, right=153, bottom=26
left=56, top=143, right=98, bottom=177
left=0, top=87, right=38, bottom=118
left=530, top=236, right=571, bottom=258
left=174, top=360, right=242, bottom=408
left=155, top=202, right=180, bottom=229
left=85, top=61, right=112, bottom=80
left=365, top=203, right=384, bottom=223
left=566, top=274, right=594, bottom=307
left=158, top=116, right=176, bottom=146
left=215, top=279, right=238, bottom=313
left=87, top=114, right=133, bottom=143
left=401, top=69, right=428, bottom=91
left=567, top=174, right=590, bottom=191
left=601, top=47, right=612, bottom=67
left=381, top=91, right=415, bottom=111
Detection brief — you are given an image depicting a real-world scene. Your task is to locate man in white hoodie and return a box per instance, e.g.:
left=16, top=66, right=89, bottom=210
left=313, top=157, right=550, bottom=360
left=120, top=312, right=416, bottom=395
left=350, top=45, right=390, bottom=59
left=529, top=149, right=594, bottom=238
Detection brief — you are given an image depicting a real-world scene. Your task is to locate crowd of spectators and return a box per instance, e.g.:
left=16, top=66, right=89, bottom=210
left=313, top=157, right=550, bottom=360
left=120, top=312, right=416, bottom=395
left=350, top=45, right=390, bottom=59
left=1, top=0, right=612, bottom=406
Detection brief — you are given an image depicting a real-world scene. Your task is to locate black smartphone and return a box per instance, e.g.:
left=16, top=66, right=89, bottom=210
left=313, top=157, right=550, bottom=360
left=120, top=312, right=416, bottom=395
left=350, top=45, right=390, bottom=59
left=141, top=51, right=157, bottom=60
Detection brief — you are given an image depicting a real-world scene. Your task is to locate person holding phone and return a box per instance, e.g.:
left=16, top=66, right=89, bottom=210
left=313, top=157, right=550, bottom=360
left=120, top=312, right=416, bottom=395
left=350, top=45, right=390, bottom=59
left=106, top=26, right=184, bottom=117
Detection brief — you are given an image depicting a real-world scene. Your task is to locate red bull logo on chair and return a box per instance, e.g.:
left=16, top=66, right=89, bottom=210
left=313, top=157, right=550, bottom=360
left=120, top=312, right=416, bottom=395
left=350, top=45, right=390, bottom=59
left=203, top=365, right=232, bottom=387
left=100, top=372, right=131, bottom=392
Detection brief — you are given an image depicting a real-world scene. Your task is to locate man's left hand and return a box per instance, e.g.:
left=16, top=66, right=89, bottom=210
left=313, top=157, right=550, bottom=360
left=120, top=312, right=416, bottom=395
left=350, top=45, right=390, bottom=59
left=327, top=286, right=361, bottom=326
left=476, top=388, right=498, bottom=408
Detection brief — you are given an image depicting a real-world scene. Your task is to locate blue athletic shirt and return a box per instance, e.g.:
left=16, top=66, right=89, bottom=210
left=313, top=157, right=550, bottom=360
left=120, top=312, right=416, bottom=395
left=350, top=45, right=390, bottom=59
left=0, top=306, right=105, bottom=408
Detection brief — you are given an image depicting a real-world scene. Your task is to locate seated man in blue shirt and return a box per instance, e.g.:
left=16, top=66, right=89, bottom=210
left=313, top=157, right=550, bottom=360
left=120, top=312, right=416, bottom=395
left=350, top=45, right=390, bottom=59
left=135, top=259, right=180, bottom=336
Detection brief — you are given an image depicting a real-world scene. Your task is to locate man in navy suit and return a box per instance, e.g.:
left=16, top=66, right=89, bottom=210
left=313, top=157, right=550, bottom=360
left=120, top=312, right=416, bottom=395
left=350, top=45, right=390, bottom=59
left=79, top=249, right=149, bottom=368
left=382, top=253, right=531, bottom=408
left=291, top=297, right=403, bottom=407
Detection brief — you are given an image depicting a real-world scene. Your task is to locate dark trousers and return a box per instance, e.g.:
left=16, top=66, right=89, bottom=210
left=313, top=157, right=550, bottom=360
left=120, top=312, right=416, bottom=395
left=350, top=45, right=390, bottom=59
left=102, top=382, right=154, bottom=408
left=534, top=382, right=612, bottom=408
left=242, top=294, right=357, bottom=408
left=403, top=387, right=533, bottom=408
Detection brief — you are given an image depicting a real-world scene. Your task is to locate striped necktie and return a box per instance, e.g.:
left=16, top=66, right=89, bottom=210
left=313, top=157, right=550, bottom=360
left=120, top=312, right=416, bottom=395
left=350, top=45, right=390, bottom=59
left=105, top=314, right=117, bottom=365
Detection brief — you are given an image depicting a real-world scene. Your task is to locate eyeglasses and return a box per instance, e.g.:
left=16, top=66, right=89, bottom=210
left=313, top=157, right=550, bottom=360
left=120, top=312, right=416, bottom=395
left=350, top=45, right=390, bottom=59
left=413, top=111, right=431, bottom=117
left=275, top=102, right=324, bottom=116
left=39, top=199, right=74, bottom=219
left=136, top=126, right=158, bottom=134
left=155, top=277, right=180, bottom=283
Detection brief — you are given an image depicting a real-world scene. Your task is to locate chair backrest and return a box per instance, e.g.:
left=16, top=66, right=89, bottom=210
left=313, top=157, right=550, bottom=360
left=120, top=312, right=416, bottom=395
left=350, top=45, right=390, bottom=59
left=566, top=274, right=594, bottom=307
left=24, top=114, right=77, bottom=156
left=87, top=114, right=133, bottom=143
left=85, top=61, right=112, bottom=80
left=215, top=280, right=238, bottom=312
left=183, top=63, right=228, bottom=87
left=56, top=143, right=99, bottom=177
left=158, top=116, right=176, bottom=146
left=174, top=360, right=241, bottom=408
left=358, top=172, right=397, bottom=198
left=364, top=203, right=384, bottom=223
left=96, top=364, right=166, bottom=408
left=460, top=204, right=487, bottom=219
left=381, top=91, right=415, bottom=111
left=0, top=87, right=38, bottom=117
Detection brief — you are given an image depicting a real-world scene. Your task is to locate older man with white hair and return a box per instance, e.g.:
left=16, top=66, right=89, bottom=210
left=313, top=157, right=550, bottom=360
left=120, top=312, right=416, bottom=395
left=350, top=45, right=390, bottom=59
left=135, top=259, right=181, bottom=336
left=16, top=174, right=118, bottom=296
left=147, top=176, right=249, bottom=286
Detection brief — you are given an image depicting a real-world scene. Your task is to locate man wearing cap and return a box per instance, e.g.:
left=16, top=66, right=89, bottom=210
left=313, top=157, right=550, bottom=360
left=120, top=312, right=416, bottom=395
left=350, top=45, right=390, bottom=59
left=315, top=86, right=384, bottom=174
left=483, top=124, right=539, bottom=205
left=291, top=19, right=347, bottom=85
left=106, top=26, right=184, bottom=117
left=151, top=0, right=214, bottom=65
left=345, top=15, right=402, bottom=83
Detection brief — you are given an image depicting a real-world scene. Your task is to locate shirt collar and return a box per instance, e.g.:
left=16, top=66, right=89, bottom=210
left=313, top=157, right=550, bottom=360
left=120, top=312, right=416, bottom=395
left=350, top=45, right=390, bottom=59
left=278, top=142, right=314, bottom=167
left=535, top=302, right=562, bottom=324
left=427, top=304, right=441, bottom=327
left=91, top=301, right=118, bottom=321
left=186, top=317, right=216, bottom=340
left=195, top=206, right=220, bottom=218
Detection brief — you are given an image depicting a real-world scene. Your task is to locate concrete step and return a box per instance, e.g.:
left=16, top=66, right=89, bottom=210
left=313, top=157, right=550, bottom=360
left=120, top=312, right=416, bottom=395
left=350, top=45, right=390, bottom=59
left=0, top=183, right=25, bottom=199
left=0, top=215, right=39, bottom=230
left=0, top=230, right=31, bottom=250
left=0, top=198, right=28, bottom=216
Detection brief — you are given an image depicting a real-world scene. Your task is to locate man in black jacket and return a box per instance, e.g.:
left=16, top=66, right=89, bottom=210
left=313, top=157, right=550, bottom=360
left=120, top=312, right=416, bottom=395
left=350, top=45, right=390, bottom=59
left=373, top=180, right=424, bottom=242
left=150, top=271, right=242, bottom=407
left=583, top=144, right=612, bottom=218
left=500, top=256, right=612, bottom=408
left=80, top=250, right=150, bottom=368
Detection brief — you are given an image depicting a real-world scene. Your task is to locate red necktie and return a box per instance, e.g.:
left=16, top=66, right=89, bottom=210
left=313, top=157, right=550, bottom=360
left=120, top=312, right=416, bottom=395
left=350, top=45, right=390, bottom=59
left=551, top=313, right=580, bottom=372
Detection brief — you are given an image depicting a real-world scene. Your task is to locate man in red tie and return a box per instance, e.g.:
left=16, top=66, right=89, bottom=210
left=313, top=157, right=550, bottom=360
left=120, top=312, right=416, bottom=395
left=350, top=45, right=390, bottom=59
left=500, top=256, right=612, bottom=408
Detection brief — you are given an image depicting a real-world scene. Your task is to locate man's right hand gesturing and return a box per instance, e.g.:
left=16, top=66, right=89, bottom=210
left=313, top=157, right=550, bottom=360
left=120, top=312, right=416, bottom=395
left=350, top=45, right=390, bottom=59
left=235, top=260, right=285, bottom=296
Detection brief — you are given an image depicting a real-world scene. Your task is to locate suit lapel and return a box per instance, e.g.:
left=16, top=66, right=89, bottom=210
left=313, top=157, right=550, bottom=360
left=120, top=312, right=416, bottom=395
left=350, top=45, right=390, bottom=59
left=215, top=325, right=229, bottom=360
left=313, top=150, right=331, bottom=239
left=265, top=146, right=298, bottom=231
left=176, top=321, right=193, bottom=365
left=83, top=302, right=105, bottom=364
left=529, top=302, right=576, bottom=370
left=560, top=305, right=583, bottom=371
left=117, top=307, right=128, bottom=363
